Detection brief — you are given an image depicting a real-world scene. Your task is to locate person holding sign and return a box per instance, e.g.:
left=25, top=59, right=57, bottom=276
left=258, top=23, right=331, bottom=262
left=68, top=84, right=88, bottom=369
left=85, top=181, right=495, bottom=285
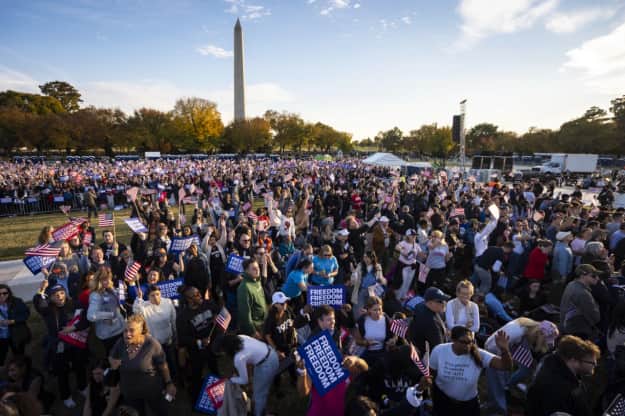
left=221, top=334, right=279, bottom=416
left=311, top=245, right=339, bottom=286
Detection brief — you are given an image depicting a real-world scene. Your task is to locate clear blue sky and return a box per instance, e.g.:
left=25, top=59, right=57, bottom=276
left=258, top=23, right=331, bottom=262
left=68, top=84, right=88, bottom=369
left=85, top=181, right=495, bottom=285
left=1, top=0, right=624, bottom=140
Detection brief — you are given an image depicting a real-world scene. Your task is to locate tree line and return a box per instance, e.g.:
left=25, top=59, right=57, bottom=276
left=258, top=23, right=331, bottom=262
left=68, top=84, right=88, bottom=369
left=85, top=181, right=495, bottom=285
left=0, top=81, right=354, bottom=155
left=365, top=96, right=625, bottom=159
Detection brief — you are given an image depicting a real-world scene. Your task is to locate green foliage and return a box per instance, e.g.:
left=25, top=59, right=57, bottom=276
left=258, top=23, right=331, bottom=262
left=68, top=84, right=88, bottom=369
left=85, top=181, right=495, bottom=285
left=221, top=117, right=272, bottom=153
left=375, top=127, right=403, bottom=153
left=0, top=90, right=65, bottom=114
left=39, top=81, right=82, bottom=112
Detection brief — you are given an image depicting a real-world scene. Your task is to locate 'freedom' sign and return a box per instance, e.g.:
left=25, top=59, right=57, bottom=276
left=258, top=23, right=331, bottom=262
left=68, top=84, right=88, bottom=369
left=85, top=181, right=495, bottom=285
left=225, top=254, right=245, bottom=274
left=298, top=330, right=348, bottom=396
left=169, top=237, right=195, bottom=255
left=194, top=374, right=220, bottom=414
left=156, top=278, right=184, bottom=299
left=307, top=285, right=346, bottom=308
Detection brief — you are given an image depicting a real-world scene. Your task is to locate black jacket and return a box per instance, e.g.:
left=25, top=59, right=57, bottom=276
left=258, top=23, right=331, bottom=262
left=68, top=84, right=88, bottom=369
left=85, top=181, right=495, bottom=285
left=407, top=302, right=446, bottom=354
left=526, top=352, right=593, bottom=416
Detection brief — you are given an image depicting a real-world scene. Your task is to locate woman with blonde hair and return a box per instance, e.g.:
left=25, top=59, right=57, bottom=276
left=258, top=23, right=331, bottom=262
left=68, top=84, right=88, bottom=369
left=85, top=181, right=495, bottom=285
left=350, top=251, right=387, bottom=318
left=484, top=317, right=559, bottom=414
left=37, top=225, right=54, bottom=245
left=311, top=245, right=339, bottom=286
left=445, top=280, right=480, bottom=333
left=87, top=266, right=125, bottom=355
left=424, top=230, right=452, bottom=290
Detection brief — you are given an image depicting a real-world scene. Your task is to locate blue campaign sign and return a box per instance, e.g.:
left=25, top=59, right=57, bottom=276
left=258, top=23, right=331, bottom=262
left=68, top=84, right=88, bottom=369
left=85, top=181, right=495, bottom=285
left=23, top=255, right=55, bottom=275
left=169, top=237, right=194, bottom=255
left=298, top=330, right=349, bottom=397
left=156, top=278, right=184, bottom=299
left=225, top=254, right=245, bottom=274
left=194, top=374, right=220, bottom=414
left=307, top=285, right=346, bottom=308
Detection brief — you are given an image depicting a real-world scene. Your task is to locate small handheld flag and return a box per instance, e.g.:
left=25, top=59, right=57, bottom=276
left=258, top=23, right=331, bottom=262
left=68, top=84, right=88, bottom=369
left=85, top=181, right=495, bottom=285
left=98, top=213, right=114, bottom=227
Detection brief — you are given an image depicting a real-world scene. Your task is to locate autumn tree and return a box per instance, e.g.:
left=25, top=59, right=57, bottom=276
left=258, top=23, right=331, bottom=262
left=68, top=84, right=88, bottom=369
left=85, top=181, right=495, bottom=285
left=221, top=117, right=272, bottom=153
left=172, top=98, right=223, bottom=152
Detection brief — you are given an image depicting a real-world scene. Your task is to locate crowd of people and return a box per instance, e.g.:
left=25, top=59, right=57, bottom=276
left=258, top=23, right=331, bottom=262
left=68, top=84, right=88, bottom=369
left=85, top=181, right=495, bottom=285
left=0, top=156, right=624, bottom=416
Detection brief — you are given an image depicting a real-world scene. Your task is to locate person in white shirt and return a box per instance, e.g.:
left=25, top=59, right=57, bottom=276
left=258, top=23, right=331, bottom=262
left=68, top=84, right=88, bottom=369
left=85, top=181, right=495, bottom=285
left=430, top=326, right=512, bottom=415
left=474, top=218, right=497, bottom=258
left=484, top=318, right=559, bottom=414
left=445, top=280, right=480, bottom=334
left=221, top=334, right=279, bottom=416
left=394, top=229, right=425, bottom=301
left=132, top=284, right=178, bottom=377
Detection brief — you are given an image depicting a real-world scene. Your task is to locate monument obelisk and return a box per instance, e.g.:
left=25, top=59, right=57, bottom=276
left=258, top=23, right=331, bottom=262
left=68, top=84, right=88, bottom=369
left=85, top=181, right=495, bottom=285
left=234, top=18, right=246, bottom=121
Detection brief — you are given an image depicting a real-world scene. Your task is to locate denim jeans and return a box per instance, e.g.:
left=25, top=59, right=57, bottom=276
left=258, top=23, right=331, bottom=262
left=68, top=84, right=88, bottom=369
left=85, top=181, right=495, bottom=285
left=253, top=348, right=279, bottom=416
left=486, top=364, right=531, bottom=414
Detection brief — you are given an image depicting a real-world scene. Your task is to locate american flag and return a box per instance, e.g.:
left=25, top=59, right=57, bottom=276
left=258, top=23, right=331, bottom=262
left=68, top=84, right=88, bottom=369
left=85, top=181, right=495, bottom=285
left=605, top=393, right=625, bottom=416
left=410, top=343, right=430, bottom=377
left=511, top=341, right=534, bottom=368
left=248, top=211, right=258, bottom=220
left=52, top=223, right=80, bottom=241
left=215, top=307, right=231, bottom=331
left=59, top=205, right=71, bottom=215
left=124, top=261, right=142, bottom=280
left=98, top=213, right=114, bottom=227
left=390, top=319, right=409, bottom=338
left=24, top=243, right=61, bottom=258
left=418, top=262, right=430, bottom=284
left=70, top=217, right=87, bottom=226
left=451, top=208, right=465, bottom=218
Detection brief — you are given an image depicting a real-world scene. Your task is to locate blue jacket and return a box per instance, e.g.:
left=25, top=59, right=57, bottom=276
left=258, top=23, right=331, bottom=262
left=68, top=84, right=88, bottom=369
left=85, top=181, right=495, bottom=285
left=553, top=242, right=573, bottom=278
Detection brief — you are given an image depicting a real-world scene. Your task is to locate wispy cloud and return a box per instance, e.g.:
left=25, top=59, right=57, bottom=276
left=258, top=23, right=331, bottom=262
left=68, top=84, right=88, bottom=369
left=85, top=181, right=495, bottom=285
left=196, top=45, right=234, bottom=59
left=224, top=0, right=271, bottom=20
left=353, top=3, right=361, bottom=9
left=545, top=6, right=618, bottom=34
left=456, top=0, right=559, bottom=48
left=0, top=66, right=39, bottom=93
left=401, top=16, right=412, bottom=25
left=320, top=0, right=351, bottom=15
left=562, top=21, right=625, bottom=94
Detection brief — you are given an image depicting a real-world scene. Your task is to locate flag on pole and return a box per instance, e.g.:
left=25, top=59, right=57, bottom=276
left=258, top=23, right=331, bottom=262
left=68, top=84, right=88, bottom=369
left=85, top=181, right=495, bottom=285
left=410, top=343, right=430, bottom=377
left=604, top=393, right=625, bottom=416
left=178, top=187, right=186, bottom=202
left=59, top=205, right=71, bottom=215
left=98, top=213, right=114, bottom=227
left=24, top=243, right=61, bottom=258
left=126, top=187, right=139, bottom=202
left=390, top=319, right=409, bottom=338
left=124, top=261, right=142, bottom=281
left=214, top=307, right=231, bottom=331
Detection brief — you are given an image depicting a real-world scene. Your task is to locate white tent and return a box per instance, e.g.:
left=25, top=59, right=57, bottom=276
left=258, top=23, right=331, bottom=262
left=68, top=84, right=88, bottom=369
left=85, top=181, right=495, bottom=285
left=362, top=152, right=407, bottom=167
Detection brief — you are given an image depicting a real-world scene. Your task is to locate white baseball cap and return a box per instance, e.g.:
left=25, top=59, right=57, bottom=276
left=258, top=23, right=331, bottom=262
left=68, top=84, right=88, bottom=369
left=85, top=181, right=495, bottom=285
left=271, top=291, right=290, bottom=305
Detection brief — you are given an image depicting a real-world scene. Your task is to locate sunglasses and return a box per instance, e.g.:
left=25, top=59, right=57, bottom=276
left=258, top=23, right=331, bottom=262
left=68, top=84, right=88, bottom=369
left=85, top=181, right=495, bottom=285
left=0, top=292, right=9, bottom=296
left=455, top=338, right=475, bottom=345
left=241, top=238, right=251, bottom=242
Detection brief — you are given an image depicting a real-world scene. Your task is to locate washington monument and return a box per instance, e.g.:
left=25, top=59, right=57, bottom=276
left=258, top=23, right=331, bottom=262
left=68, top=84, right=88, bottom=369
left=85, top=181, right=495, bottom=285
left=234, top=18, right=246, bottom=121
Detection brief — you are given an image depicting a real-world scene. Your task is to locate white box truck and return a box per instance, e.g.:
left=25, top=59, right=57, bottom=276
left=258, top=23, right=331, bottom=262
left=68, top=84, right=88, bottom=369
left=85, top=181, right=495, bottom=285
left=538, top=154, right=598, bottom=175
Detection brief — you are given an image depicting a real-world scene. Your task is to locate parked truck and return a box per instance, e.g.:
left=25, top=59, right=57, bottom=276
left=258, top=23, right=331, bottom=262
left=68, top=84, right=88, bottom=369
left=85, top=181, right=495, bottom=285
left=536, top=154, right=598, bottom=175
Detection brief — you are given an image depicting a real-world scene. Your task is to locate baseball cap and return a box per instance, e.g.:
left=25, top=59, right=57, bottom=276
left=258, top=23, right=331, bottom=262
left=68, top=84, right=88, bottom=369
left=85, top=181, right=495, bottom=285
left=379, top=216, right=390, bottom=223
left=406, top=385, right=423, bottom=408
left=48, top=284, right=66, bottom=296
left=555, top=231, right=572, bottom=241
left=337, top=229, right=349, bottom=237
left=575, top=264, right=599, bottom=277
left=424, top=287, right=451, bottom=302
left=271, top=291, right=290, bottom=305
left=405, top=228, right=417, bottom=236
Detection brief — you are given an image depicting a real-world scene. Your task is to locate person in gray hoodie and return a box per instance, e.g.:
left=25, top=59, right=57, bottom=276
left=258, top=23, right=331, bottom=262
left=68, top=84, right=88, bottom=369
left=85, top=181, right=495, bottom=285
left=560, top=264, right=601, bottom=339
